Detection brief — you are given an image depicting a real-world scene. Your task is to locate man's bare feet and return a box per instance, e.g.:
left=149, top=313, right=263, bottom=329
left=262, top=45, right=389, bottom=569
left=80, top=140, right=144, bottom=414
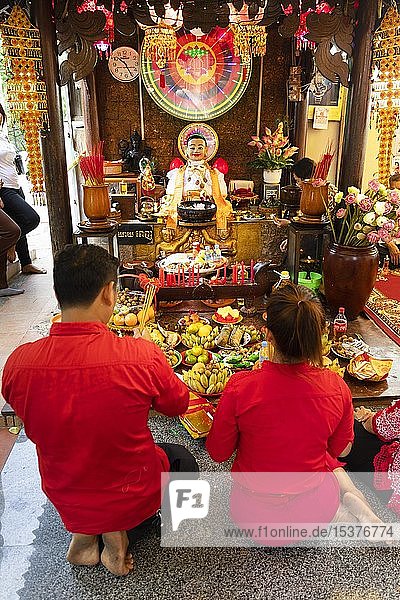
left=101, top=531, right=134, bottom=576
left=22, top=264, right=47, bottom=274
left=66, top=533, right=100, bottom=566
left=7, top=246, right=16, bottom=263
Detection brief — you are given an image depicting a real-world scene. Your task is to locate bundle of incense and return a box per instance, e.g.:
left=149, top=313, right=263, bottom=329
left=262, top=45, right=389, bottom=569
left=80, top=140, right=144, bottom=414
left=314, top=141, right=335, bottom=181
left=139, top=284, right=157, bottom=333
left=79, top=141, right=105, bottom=186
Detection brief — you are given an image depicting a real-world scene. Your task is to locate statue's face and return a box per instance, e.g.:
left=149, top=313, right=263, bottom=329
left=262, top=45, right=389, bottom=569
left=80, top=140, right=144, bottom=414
left=186, top=138, right=207, bottom=162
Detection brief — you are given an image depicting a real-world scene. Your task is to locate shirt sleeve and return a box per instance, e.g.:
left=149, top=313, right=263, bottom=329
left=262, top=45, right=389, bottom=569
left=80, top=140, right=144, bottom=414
left=327, top=381, right=354, bottom=457
left=149, top=344, right=189, bottom=416
left=372, top=400, right=400, bottom=442
left=206, top=377, right=239, bottom=462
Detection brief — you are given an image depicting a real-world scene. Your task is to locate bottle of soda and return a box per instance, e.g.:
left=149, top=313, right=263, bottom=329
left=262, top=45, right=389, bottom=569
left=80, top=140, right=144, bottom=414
left=273, top=270, right=291, bottom=291
left=333, top=307, right=347, bottom=340
left=382, top=257, right=390, bottom=276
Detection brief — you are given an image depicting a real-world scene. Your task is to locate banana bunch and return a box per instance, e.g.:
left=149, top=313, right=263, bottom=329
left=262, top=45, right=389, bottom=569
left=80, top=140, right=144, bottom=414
left=182, top=361, right=231, bottom=395
left=181, top=325, right=220, bottom=349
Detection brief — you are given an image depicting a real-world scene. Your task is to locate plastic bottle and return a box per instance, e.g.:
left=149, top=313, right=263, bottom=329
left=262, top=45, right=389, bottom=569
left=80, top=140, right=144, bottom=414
left=259, top=341, right=269, bottom=364
left=213, top=243, right=222, bottom=261
left=273, top=270, right=291, bottom=291
left=333, top=307, right=348, bottom=340
left=204, top=245, right=212, bottom=262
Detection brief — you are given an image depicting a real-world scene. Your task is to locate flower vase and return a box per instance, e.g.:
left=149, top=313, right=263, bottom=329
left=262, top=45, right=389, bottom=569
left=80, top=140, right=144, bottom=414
left=299, top=180, right=328, bottom=223
left=83, top=184, right=111, bottom=226
left=263, top=169, right=282, bottom=184
left=323, top=242, right=379, bottom=320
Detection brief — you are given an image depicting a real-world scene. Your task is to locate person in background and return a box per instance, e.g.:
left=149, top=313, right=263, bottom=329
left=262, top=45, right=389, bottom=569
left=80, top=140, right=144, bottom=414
left=206, top=284, right=381, bottom=544
left=0, top=198, right=22, bottom=296
left=345, top=404, right=400, bottom=517
left=0, top=103, right=45, bottom=275
left=2, top=244, right=197, bottom=576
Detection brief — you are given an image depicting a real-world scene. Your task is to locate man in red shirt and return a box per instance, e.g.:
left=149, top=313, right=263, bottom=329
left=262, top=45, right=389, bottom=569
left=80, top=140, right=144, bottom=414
left=2, top=244, right=196, bottom=576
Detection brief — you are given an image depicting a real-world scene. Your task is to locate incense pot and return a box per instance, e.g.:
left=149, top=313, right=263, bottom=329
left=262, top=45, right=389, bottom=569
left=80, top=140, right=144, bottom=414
left=83, top=184, right=111, bottom=223
left=299, top=180, right=328, bottom=223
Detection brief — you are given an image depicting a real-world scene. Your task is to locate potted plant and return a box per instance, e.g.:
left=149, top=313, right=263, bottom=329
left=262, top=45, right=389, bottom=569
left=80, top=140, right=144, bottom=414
left=248, top=122, right=298, bottom=184
left=323, top=180, right=400, bottom=319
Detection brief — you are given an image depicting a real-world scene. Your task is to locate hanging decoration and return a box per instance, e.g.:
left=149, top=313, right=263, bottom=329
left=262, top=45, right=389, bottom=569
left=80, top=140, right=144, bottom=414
left=0, top=5, right=48, bottom=204
left=77, top=0, right=115, bottom=57
left=229, top=22, right=267, bottom=66
left=371, top=5, right=400, bottom=184
left=141, top=22, right=177, bottom=69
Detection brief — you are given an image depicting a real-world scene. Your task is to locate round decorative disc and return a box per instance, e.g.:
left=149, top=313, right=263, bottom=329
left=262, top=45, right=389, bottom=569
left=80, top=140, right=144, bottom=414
left=140, top=27, right=252, bottom=121
left=177, top=122, right=219, bottom=160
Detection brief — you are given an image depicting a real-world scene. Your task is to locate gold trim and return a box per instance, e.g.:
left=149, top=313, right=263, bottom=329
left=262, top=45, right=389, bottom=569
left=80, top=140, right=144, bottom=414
left=178, top=123, right=219, bottom=161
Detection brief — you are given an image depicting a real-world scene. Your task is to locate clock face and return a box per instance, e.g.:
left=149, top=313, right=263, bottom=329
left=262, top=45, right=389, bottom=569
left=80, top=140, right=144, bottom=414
left=108, top=47, right=139, bottom=82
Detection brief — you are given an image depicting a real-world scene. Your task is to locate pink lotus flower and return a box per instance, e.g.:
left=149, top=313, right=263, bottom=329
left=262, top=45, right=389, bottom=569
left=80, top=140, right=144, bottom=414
left=359, top=198, right=373, bottom=211
left=383, top=219, right=395, bottom=231
left=336, top=208, right=346, bottom=218
left=368, top=179, right=380, bottom=192
left=345, top=193, right=356, bottom=205
left=389, top=190, right=400, bottom=205
left=367, top=232, right=380, bottom=243
left=384, top=202, right=393, bottom=214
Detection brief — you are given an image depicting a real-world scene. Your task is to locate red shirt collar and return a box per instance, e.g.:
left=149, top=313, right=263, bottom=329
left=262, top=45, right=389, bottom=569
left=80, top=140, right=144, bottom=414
left=50, top=322, right=109, bottom=336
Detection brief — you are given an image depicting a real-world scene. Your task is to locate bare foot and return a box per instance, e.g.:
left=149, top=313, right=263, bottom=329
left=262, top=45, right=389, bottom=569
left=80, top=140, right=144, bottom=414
left=7, top=246, right=16, bottom=263
left=343, top=492, right=383, bottom=524
left=22, top=264, right=47, bottom=274
left=101, top=531, right=134, bottom=576
left=66, top=533, right=99, bottom=566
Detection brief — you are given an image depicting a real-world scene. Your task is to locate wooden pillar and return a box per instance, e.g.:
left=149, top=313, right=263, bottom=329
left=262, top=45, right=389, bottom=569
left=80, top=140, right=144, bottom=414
left=81, top=72, right=100, bottom=150
left=294, top=95, right=309, bottom=159
left=339, top=1, right=378, bottom=190
left=35, top=0, right=73, bottom=255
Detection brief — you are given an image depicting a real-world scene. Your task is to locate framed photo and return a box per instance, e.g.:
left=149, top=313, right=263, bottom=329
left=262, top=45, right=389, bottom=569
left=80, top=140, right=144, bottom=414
left=308, top=73, right=346, bottom=122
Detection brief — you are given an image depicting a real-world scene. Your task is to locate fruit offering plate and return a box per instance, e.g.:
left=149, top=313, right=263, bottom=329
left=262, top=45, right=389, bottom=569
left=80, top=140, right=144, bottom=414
left=212, top=306, right=242, bottom=325
left=222, top=345, right=261, bottom=370
left=181, top=349, right=221, bottom=367
left=164, top=349, right=182, bottom=370
left=181, top=324, right=220, bottom=350
left=181, top=362, right=231, bottom=397
left=322, top=356, right=345, bottom=378
left=158, top=252, right=227, bottom=274
left=215, top=324, right=260, bottom=350
left=146, top=323, right=181, bottom=349
left=177, top=314, right=210, bottom=329
left=331, top=334, right=369, bottom=361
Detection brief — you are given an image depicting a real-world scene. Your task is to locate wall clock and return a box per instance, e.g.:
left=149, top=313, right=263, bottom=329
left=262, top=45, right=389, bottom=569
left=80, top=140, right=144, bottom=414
left=140, top=27, right=252, bottom=121
left=108, top=46, right=139, bottom=82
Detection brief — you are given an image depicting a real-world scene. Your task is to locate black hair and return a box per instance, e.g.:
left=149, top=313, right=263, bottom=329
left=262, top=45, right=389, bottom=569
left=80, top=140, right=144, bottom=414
left=53, top=244, right=119, bottom=309
left=293, top=158, right=315, bottom=181
left=187, top=133, right=207, bottom=145
left=0, top=103, right=6, bottom=127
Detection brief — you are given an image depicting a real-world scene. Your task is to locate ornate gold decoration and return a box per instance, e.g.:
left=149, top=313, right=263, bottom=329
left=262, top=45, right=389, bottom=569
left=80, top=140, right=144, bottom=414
left=0, top=6, right=48, bottom=202
left=156, top=221, right=237, bottom=258
left=371, top=5, right=400, bottom=183
left=142, top=23, right=177, bottom=69
left=230, top=22, right=267, bottom=66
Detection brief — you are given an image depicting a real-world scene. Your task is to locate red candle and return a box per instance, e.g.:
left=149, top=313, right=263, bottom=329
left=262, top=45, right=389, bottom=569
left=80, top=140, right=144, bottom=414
left=197, top=264, right=200, bottom=285
left=160, top=267, right=164, bottom=287
left=250, top=259, right=254, bottom=283
left=233, top=264, right=238, bottom=285
left=223, top=265, right=227, bottom=284
left=182, top=267, right=186, bottom=287
left=241, top=261, right=245, bottom=285
left=177, top=265, right=181, bottom=287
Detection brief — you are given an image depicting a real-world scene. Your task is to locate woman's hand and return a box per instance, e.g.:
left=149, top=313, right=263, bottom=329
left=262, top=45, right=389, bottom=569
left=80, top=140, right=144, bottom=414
left=354, top=406, right=376, bottom=434
left=387, top=241, right=400, bottom=266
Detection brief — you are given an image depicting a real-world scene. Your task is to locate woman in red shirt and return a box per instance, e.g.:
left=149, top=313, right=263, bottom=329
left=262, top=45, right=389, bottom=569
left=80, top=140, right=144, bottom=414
left=206, top=284, right=380, bottom=544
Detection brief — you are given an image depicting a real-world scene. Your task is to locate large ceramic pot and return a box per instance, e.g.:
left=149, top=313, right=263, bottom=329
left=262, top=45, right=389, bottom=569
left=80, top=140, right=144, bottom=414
left=83, top=184, right=110, bottom=223
left=300, top=180, right=328, bottom=222
left=323, top=243, right=379, bottom=320
left=263, top=169, right=282, bottom=184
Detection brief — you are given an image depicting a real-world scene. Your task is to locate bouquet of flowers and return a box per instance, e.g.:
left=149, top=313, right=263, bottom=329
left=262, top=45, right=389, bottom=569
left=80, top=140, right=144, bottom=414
left=327, top=179, right=400, bottom=247
left=248, top=122, right=298, bottom=170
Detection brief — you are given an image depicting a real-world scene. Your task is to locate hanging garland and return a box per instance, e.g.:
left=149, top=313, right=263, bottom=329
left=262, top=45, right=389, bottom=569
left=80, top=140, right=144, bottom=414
left=0, top=5, right=48, bottom=204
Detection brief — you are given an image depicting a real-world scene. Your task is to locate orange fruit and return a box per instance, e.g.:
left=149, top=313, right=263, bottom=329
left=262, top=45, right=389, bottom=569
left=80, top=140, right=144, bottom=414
left=113, top=313, right=125, bottom=326
left=124, top=313, right=137, bottom=327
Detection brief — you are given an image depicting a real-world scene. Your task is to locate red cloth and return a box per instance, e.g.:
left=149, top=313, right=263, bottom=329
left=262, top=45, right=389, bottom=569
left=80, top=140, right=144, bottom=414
left=1, top=322, right=189, bottom=534
left=206, top=361, right=354, bottom=526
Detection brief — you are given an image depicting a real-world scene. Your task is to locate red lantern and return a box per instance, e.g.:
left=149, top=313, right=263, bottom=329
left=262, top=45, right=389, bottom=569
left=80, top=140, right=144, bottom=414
left=213, top=157, right=229, bottom=174
left=169, top=157, right=184, bottom=170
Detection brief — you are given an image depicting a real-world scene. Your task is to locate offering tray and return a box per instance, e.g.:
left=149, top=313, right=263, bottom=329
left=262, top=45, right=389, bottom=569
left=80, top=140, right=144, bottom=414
left=331, top=334, right=369, bottom=361
left=158, top=252, right=227, bottom=275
